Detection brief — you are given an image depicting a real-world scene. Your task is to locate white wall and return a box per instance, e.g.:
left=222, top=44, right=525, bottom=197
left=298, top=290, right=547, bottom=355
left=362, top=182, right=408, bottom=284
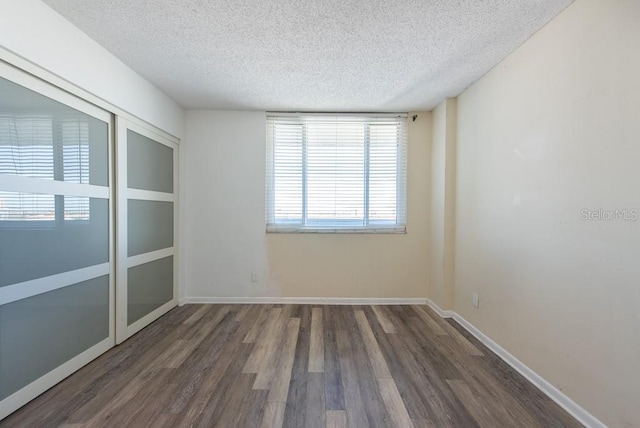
left=182, top=110, right=431, bottom=299
left=454, top=0, right=640, bottom=426
left=182, top=111, right=268, bottom=299
left=0, top=0, right=184, bottom=138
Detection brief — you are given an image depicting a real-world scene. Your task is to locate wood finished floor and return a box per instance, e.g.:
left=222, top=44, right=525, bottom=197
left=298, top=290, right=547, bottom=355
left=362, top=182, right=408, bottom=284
left=1, top=304, right=582, bottom=428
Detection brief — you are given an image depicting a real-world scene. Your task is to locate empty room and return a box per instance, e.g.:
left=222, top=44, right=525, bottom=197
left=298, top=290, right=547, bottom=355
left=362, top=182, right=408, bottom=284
left=0, top=0, right=638, bottom=427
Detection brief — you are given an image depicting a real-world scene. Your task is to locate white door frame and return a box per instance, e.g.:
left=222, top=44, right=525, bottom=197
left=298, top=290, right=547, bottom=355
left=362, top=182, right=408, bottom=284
left=0, top=59, right=115, bottom=420
left=115, top=118, right=179, bottom=344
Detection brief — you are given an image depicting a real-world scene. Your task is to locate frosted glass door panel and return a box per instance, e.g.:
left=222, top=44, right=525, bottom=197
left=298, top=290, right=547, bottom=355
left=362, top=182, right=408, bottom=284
left=0, top=275, right=109, bottom=400
left=0, top=77, right=109, bottom=186
left=127, top=256, right=173, bottom=325
left=0, top=64, right=113, bottom=418
left=0, top=196, right=109, bottom=287
left=127, top=130, right=173, bottom=193
left=127, top=199, right=173, bottom=257
left=117, top=119, right=176, bottom=343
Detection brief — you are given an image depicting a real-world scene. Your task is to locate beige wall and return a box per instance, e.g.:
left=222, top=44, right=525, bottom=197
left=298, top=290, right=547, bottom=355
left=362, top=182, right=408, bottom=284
left=429, top=99, right=457, bottom=309
left=454, top=0, right=640, bottom=426
left=182, top=111, right=431, bottom=299
left=267, top=112, right=431, bottom=298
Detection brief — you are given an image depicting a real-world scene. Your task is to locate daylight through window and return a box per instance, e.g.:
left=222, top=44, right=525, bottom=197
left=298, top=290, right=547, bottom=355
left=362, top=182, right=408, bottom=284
left=266, top=114, right=407, bottom=232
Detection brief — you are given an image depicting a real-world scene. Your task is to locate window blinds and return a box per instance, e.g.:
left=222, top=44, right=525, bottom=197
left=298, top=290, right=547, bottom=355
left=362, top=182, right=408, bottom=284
left=266, top=114, right=407, bottom=232
left=0, top=114, right=90, bottom=221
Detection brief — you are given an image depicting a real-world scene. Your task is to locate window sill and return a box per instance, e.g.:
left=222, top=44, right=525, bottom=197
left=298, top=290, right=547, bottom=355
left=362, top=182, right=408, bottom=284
left=266, top=226, right=406, bottom=234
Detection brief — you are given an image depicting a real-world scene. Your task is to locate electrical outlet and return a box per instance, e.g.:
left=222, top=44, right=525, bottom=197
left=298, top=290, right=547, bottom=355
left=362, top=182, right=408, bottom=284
left=472, top=293, right=480, bottom=308
left=251, top=271, right=258, bottom=283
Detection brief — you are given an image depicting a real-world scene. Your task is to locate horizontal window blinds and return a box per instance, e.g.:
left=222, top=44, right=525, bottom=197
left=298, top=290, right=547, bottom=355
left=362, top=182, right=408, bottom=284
left=266, top=114, right=407, bottom=232
left=0, top=115, right=91, bottom=221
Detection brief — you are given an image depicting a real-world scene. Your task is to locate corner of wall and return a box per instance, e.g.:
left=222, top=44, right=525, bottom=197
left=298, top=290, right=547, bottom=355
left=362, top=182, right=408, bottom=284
left=429, top=98, right=457, bottom=310
left=410, top=110, right=434, bottom=299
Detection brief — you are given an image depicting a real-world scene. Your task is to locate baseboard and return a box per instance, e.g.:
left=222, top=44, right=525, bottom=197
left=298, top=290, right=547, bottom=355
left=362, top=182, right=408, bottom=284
left=425, top=298, right=455, bottom=318
left=425, top=300, right=605, bottom=428
left=182, top=296, right=428, bottom=305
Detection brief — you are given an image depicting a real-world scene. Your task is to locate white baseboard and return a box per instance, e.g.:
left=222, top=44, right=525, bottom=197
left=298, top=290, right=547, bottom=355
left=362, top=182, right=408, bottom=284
left=182, top=296, right=428, bottom=305
left=425, top=298, right=455, bottom=318
left=425, top=300, right=605, bottom=428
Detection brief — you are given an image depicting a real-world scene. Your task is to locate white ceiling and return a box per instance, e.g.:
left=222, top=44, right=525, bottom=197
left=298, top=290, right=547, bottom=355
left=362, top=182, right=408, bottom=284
left=43, top=0, right=572, bottom=112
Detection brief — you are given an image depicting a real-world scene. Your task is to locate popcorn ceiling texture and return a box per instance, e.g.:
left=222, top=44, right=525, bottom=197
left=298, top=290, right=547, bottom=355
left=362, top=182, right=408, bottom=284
left=43, top=0, right=573, bottom=111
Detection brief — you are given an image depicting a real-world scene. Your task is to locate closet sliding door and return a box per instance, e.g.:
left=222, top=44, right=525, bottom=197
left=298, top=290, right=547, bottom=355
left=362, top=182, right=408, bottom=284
left=116, top=120, right=178, bottom=343
left=0, top=63, right=114, bottom=419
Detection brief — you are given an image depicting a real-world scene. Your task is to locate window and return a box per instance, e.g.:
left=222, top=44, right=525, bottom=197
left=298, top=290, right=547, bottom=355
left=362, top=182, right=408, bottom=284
left=266, top=113, right=407, bottom=232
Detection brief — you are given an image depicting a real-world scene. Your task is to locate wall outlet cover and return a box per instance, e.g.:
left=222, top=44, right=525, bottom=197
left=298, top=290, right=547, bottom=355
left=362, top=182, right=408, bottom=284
left=472, top=293, right=480, bottom=308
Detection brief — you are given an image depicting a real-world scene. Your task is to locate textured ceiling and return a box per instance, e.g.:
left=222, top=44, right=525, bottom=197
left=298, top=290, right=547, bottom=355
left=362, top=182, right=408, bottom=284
left=43, top=0, right=572, bottom=111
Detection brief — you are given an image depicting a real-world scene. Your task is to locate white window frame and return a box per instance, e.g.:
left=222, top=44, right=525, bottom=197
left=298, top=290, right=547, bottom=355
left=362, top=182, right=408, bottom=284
left=266, top=113, right=408, bottom=233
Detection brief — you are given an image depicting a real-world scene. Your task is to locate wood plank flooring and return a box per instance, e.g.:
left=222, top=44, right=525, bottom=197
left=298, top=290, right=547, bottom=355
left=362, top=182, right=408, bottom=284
left=0, top=305, right=582, bottom=428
